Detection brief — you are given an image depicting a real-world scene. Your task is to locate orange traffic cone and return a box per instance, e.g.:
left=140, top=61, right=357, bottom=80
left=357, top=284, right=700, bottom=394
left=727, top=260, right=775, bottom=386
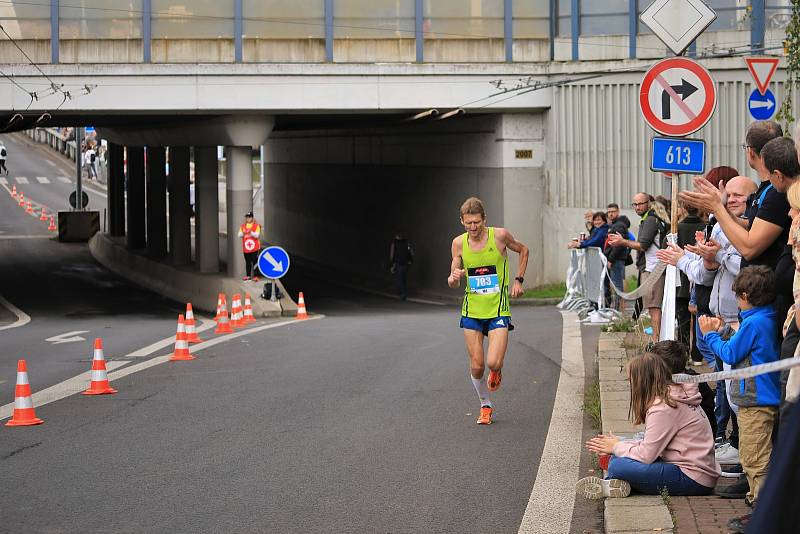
left=242, top=293, right=255, bottom=324
left=11, top=184, right=16, bottom=198
left=214, top=304, right=234, bottom=334
left=185, top=303, right=203, bottom=343
left=48, top=216, right=57, bottom=231
left=214, top=293, right=226, bottom=320
left=17, top=192, right=24, bottom=206
left=296, top=292, right=309, bottom=320
left=25, top=201, right=33, bottom=214
left=39, top=207, right=48, bottom=221
left=5, top=359, right=44, bottom=426
left=82, top=338, right=117, bottom=395
left=230, top=294, right=243, bottom=328
left=169, top=314, right=195, bottom=361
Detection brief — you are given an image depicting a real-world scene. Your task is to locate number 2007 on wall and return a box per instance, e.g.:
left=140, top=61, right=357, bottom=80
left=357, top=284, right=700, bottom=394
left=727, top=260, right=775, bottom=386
left=650, top=137, right=706, bottom=175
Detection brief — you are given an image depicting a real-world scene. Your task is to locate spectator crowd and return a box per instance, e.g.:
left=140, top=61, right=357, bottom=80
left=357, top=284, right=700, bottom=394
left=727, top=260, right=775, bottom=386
left=571, top=120, right=800, bottom=533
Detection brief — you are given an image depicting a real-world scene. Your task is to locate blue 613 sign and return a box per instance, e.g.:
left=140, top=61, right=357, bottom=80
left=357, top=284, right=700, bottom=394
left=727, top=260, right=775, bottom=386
left=650, top=137, right=706, bottom=175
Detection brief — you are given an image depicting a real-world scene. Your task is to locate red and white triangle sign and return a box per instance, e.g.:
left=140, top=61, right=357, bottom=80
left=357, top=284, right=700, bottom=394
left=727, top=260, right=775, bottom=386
left=745, top=57, right=780, bottom=96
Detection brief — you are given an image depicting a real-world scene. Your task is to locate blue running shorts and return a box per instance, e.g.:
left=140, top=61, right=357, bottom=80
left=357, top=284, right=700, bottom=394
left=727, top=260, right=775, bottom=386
left=460, top=316, right=512, bottom=336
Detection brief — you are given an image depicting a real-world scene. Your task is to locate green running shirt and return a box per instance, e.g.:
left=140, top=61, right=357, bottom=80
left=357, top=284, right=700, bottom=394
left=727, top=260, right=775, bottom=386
left=460, top=227, right=510, bottom=319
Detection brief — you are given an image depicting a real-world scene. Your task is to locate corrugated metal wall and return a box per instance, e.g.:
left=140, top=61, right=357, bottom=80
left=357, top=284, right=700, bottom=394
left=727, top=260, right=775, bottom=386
left=547, top=74, right=797, bottom=208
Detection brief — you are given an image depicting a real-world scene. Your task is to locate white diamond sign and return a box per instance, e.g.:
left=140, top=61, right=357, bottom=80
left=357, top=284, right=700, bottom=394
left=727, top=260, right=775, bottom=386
left=640, top=0, right=717, bottom=56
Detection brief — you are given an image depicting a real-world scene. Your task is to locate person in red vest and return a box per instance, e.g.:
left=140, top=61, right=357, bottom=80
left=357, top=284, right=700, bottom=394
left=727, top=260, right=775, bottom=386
left=238, top=211, right=262, bottom=281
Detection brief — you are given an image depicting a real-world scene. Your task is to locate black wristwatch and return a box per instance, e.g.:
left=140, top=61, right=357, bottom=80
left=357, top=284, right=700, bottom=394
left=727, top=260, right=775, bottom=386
left=515, top=276, right=524, bottom=283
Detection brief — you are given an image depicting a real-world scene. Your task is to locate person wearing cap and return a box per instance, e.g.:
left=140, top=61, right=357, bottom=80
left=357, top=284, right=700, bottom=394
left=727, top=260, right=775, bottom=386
left=238, top=211, right=262, bottom=281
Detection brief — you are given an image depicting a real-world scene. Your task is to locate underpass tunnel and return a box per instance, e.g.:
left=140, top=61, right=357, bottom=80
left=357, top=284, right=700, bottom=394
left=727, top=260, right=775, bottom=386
left=11, top=110, right=547, bottom=309
left=264, top=111, right=547, bottom=296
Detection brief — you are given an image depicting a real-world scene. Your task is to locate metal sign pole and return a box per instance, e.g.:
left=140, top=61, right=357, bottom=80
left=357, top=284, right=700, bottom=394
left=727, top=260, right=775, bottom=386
left=270, top=278, right=277, bottom=301
left=75, top=126, right=83, bottom=211
left=671, top=173, right=679, bottom=233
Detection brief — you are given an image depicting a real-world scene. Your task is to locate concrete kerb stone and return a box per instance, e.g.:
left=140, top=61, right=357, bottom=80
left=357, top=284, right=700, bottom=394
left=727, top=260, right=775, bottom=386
left=596, top=331, right=675, bottom=534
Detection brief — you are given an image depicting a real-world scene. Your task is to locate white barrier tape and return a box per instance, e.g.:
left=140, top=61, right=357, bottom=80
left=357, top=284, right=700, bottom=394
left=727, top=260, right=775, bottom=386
left=673, top=357, right=800, bottom=384
left=606, top=261, right=668, bottom=302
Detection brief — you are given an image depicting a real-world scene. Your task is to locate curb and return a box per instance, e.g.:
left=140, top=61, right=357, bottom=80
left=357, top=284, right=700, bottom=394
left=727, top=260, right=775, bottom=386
left=597, top=331, right=675, bottom=534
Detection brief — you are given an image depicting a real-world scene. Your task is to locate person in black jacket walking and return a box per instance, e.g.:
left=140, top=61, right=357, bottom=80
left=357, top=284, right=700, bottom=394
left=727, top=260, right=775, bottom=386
left=604, top=203, right=631, bottom=310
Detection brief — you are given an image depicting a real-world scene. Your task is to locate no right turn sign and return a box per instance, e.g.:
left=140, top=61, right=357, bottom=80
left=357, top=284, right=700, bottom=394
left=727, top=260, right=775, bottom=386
left=639, top=57, right=717, bottom=137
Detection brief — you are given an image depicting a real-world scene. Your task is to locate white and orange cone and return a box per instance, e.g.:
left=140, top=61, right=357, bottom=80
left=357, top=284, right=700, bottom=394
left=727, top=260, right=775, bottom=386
left=230, top=293, right=243, bottom=328
left=47, top=216, right=57, bottom=231
left=5, top=359, right=44, bottom=426
left=17, top=192, right=24, bottom=206
left=214, top=304, right=234, bottom=334
left=242, top=293, right=255, bottom=324
left=25, top=201, right=33, bottom=214
left=296, top=292, right=309, bottom=320
left=185, top=303, right=202, bottom=343
left=39, top=207, right=48, bottom=221
left=215, top=293, right=226, bottom=320
left=82, top=338, right=118, bottom=395
left=11, top=184, right=17, bottom=198
left=170, top=314, right=195, bottom=361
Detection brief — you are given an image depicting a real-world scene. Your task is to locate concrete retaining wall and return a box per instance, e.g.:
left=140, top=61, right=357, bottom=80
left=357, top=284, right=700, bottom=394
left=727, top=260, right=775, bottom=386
left=89, top=233, right=297, bottom=318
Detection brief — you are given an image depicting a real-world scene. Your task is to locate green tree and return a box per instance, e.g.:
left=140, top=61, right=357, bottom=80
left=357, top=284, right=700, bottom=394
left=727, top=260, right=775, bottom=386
left=776, top=0, right=800, bottom=131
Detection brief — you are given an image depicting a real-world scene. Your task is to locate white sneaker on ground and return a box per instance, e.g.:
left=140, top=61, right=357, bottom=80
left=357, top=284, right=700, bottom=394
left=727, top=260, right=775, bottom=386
left=575, top=476, right=631, bottom=500
left=715, top=442, right=740, bottom=465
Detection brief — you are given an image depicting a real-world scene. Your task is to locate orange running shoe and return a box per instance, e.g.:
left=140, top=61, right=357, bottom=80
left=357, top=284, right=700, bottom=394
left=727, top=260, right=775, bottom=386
left=487, top=369, right=502, bottom=392
left=476, top=405, right=493, bottom=425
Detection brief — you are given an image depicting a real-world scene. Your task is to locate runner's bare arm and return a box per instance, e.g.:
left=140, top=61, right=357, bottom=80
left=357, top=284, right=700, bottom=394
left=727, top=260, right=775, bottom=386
left=448, top=237, right=465, bottom=288
left=496, top=228, right=528, bottom=298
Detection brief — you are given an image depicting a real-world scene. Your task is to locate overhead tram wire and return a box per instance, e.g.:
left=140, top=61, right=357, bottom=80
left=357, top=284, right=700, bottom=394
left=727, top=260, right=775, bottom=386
left=445, top=41, right=787, bottom=113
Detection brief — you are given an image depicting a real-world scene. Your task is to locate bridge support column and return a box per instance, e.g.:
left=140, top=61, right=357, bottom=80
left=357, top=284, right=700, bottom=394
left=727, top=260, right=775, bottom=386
left=195, top=146, right=219, bottom=273
left=226, top=146, right=252, bottom=278
left=125, top=146, right=146, bottom=249
left=108, top=142, right=125, bottom=237
left=169, top=146, right=192, bottom=266
left=146, top=146, right=167, bottom=258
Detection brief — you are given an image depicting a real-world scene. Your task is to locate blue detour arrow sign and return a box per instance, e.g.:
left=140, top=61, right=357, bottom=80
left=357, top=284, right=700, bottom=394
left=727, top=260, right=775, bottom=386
left=257, top=246, right=290, bottom=279
left=748, top=88, right=776, bottom=120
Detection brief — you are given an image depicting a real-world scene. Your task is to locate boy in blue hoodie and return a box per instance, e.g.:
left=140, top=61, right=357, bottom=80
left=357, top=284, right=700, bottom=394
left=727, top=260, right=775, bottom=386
left=699, top=265, right=781, bottom=507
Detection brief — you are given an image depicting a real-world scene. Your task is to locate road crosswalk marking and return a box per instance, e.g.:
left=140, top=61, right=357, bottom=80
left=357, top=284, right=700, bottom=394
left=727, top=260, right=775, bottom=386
left=0, top=178, right=6, bottom=185
left=57, top=176, right=71, bottom=183
left=36, top=176, right=50, bottom=184
left=15, top=176, right=28, bottom=184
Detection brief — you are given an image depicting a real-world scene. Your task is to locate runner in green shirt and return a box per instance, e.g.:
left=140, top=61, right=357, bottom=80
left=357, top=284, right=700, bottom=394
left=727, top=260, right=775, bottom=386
left=448, top=197, right=529, bottom=425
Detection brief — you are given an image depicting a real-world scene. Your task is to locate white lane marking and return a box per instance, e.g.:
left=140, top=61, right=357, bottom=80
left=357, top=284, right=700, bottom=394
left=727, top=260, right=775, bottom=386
left=45, top=330, right=90, bottom=345
left=15, top=176, right=28, bottom=184
left=83, top=185, right=107, bottom=199
left=0, top=178, right=6, bottom=185
left=126, top=318, right=217, bottom=358
left=46, top=160, right=58, bottom=168
left=0, top=361, right=129, bottom=419
left=0, top=295, right=31, bottom=331
left=517, top=310, right=584, bottom=534
left=0, top=235, right=53, bottom=240
left=0, top=315, right=324, bottom=420
left=57, top=176, right=71, bottom=183
left=36, top=176, right=50, bottom=184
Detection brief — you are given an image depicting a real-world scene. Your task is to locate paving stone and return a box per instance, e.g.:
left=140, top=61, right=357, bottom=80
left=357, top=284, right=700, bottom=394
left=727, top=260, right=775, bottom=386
left=604, top=502, right=673, bottom=533
left=605, top=496, right=664, bottom=508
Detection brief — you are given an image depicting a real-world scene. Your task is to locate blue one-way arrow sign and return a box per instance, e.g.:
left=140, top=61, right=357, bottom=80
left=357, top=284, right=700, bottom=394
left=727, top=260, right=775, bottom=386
left=748, top=88, right=777, bottom=120
left=257, top=246, right=290, bottom=279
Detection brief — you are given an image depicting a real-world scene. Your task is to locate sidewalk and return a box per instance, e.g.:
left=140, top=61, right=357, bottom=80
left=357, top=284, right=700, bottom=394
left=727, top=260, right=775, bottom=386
left=596, top=330, right=750, bottom=534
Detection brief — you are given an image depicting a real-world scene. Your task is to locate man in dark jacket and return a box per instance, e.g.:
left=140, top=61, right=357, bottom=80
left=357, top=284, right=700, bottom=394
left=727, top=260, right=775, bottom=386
left=604, top=203, right=631, bottom=310
left=676, top=205, right=706, bottom=353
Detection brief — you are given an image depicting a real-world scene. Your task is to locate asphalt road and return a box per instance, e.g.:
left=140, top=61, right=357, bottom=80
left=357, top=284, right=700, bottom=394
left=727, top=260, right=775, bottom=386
left=0, top=135, right=592, bottom=533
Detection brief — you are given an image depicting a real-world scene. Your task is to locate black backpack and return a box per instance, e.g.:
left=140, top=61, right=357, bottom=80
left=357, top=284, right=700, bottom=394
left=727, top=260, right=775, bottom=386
left=0, top=147, right=6, bottom=157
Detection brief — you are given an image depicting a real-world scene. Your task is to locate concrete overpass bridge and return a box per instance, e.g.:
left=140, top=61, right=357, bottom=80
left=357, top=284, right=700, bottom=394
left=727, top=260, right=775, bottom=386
left=0, top=1, right=789, bottom=298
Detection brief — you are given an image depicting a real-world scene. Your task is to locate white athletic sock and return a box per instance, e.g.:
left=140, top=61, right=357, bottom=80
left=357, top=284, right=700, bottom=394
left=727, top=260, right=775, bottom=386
left=471, top=375, right=492, bottom=408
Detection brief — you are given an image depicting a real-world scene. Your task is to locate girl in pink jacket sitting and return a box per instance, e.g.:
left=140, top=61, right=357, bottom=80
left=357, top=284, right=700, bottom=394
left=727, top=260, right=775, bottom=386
left=577, top=352, right=720, bottom=499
